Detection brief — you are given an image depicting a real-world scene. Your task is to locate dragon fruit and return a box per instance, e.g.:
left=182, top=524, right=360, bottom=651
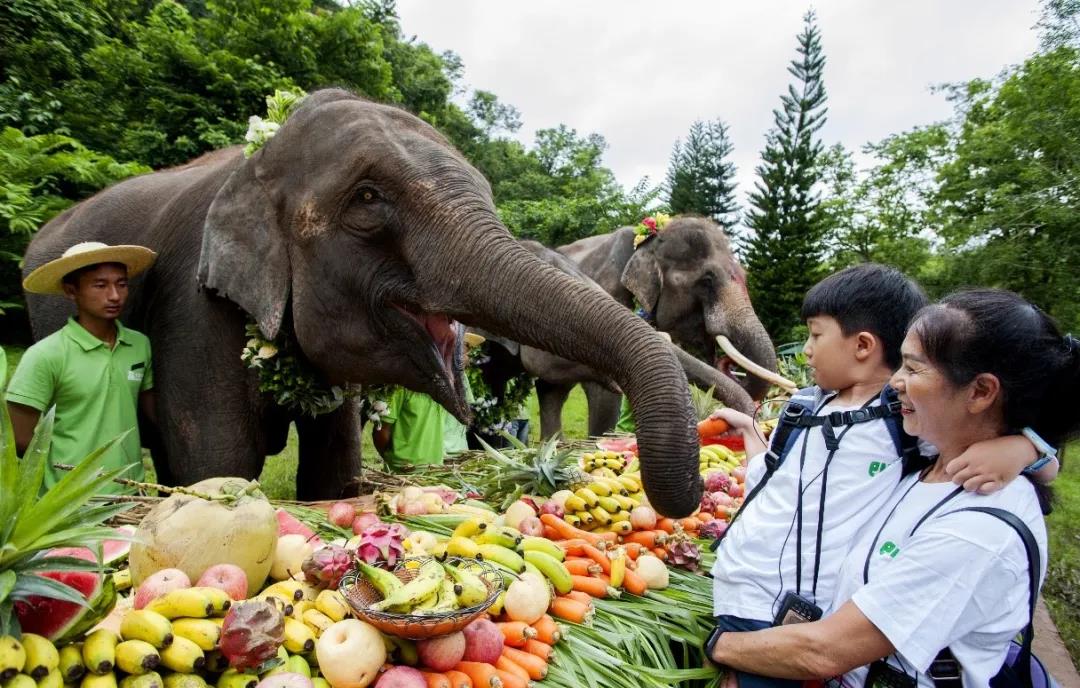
left=664, top=527, right=702, bottom=572
left=698, top=519, right=728, bottom=541
left=357, top=523, right=407, bottom=567
left=703, top=471, right=731, bottom=494
left=302, top=545, right=354, bottom=589
left=220, top=600, right=285, bottom=669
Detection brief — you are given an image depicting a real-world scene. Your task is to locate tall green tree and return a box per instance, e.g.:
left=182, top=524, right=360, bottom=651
left=743, top=10, right=829, bottom=341
left=665, top=118, right=739, bottom=226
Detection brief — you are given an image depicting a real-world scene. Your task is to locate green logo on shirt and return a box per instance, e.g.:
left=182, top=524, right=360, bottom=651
left=868, top=461, right=887, bottom=477
left=879, top=541, right=899, bottom=558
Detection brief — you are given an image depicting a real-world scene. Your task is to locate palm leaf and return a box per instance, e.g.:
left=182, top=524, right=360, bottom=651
left=13, top=407, right=53, bottom=524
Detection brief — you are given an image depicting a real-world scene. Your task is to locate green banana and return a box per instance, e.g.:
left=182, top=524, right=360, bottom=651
left=443, top=564, right=489, bottom=607
left=384, top=637, right=418, bottom=667
left=474, top=528, right=521, bottom=549
left=4, top=675, right=35, bottom=688
left=517, top=536, right=565, bottom=561
left=215, top=671, right=256, bottom=688
left=285, top=656, right=310, bottom=678
left=80, top=672, right=117, bottom=688
left=371, top=561, right=443, bottom=613
left=523, top=550, right=573, bottom=594
left=355, top=562, right=403, bottom=601
left=477, top=544, right=526, bottom=573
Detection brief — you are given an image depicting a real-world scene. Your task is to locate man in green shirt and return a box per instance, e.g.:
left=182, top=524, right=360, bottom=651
left=6, top=242, right=157, bottom=494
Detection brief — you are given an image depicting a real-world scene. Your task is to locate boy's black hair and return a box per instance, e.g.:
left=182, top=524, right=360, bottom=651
left=800, top=263, right=928, bottom=369
left=61, top=262, right=128, bottom=288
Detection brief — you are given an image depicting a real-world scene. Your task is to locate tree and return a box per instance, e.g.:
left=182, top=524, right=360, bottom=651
left=665, top=119, right=739, bottom=226
left=743, top=10, right=830, bottom=341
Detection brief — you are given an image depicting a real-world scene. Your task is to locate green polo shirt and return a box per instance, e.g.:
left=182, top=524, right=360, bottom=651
left=5, top=318, right=153, bottom=493
left=382, top=387, right=445, bottom=472
left=616, top=395, right=636, bottom=433
left=442, top=376, right=474, bottom=455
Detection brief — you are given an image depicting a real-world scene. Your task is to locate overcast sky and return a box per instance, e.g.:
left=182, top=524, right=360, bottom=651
left=396, top=1, right=1042, bottom=210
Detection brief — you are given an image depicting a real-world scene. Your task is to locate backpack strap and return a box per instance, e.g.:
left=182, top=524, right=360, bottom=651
left=879, top=385, right=928, bottom=475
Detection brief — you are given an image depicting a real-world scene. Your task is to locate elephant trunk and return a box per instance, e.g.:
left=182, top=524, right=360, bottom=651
left=709, top=294, right=779, bottom=401
left=417, top=222, right=702, bottom=517
left=672, top=345, right=756, bottom=414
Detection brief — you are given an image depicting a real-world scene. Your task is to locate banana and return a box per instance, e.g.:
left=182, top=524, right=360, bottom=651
left=442, top=564, right=488, bottom=607
left=522, top=550, right=573, bottom=594
left=563, top=514, right=582, bottom=528
left=80, top=672, right=117, bottom=688
left=170, top=618, right=220, bottom=652
left=282, top=618, right=315, bottom=654
left=575, top=511, right=595, bottom=528
left=574, top=487, right=599, bottom=508
left=112, top=569, right=132, bottom=592
left=450, top=518, right=488, bottom=539
left=584, top=480, right=610, bottom=497
left=475, top=526, right=522, bottom=549
left=371, top=561, right=443, bottom=613
left=21, top=634, right=59, bottom=681
left=611, top=521, right=633, bottom=535
left=114, top=640, right=160, bottom=675
left=119, top=672, right=162, bottom=688
left=589, top=506, right=613, bottom=526
left=261, top=581, right=304, bottom=604
left=289, top=600, right=314, bottom=623
left=163, top=675, right=208, bottom=688
left=609, top=548, right=627, bottom=589
left=476, top=544, right=526, bottom=573
left=562, top=495, right=587, bottom=513
left=445, top=537, right=480, bottom=559
left=355, top=562, right=403, bottom=600
left=486, top=591, right=505, bottom=617
left=145, top=589, right=214, bottom=620
left=82, top=630, right=118, bottom=676
left=215, top=670, right=256, bottom=688
left=203, top=652, right=229, bottom=674
left=0, top=635, right=26, bottom=681
left=36, top=669, right=62, bottom=688
left=58, top=644, right=85, bottom=683
left=383, top=636, right=418, bottom=667
left=301, top=609, right=333, bottom=636
left=617, top=474, right=641, bottom=492
left=285, top=655, right=310, bottom=678
left=597, top=496, right=621, bottom=514
left=158, top=636, right=204, bottom=674
left=610, top=494, right=637, bottom=511
left=610, top=509, right=631, bottom=523
left=313, top=590, right=351, bottom=623
left=417, top=578, right=458, bottom=616
left=4, top=675, right=35, bottom=688
left=120, top=610, right=174, bottom=649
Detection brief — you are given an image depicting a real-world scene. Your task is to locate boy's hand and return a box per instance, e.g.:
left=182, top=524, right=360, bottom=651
left=945, top=435, right=1041, bottom=494
left=709, top=408, right=755, bottom=433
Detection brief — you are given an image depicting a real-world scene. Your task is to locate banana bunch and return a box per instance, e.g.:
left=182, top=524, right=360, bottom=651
left=144, top=588, right=232, bottom=620
left=562, top=474, right=643, bottom=535
left=699, top=445, right=744, bottom=475
left=580, top=450, right=628, bottom=476
left=354, top=557, right=493, bottom=616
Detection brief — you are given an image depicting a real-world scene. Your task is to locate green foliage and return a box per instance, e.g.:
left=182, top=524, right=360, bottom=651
left=665, top=119, right=739, bottom=227
left=744, top=10, right=830, bottom=341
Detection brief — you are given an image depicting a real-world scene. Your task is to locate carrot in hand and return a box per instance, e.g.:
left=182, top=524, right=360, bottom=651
left=698, top=416, right=729, bottom=438
left=501, top=646, right=548, bottom=681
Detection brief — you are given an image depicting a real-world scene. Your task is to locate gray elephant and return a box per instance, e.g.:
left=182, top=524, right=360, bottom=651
left=21, top=89, right=703, bottom=516
left=473, top=240, right=758, bottom=438
left=557, top=216, right=778, bottom=434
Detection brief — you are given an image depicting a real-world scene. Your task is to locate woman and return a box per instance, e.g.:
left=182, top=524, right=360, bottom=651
left=707, top=289, right=1080, bottom=686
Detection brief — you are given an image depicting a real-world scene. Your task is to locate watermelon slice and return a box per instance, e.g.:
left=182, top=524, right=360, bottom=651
left=275, top=509, right=323, bottom=548
left=13, top=569, right=117, bottom=642
left=46, top=525, right=136, bottom=566
left=596, top=437, right=638, bottom=455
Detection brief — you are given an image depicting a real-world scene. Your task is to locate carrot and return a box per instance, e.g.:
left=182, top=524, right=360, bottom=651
left=698, top=511, right=714, bottom=523
left=565, top=590, right=593, bottom=605
left=501, top=646, right=548, bottom=681
left=523, top=639, right=553, bottom=663
left=444, top=670, right=473, bottom=688
left=420, top=672, right=452, bottom=688
left=496, top=621, right=536, bottom=647
left=571, top=574, right=612, bottom=598
left=579, top=543, right=611, bottom=574
left=540, top=513, right=603, bottom=545
left=453, top=662, right=502, bottom=688
left=493, top=670, right=528, bottom=688
left=530, top=614, right=562, bottom=645
left=657, top=517, right=676, bottom=534
left=621, top=568, right=648, bottom=596
left=496, top=654, right=530, bottom=682
left=679, top=517, right=702, bottom=532
left=562, top=558, right=599, bottom=576
left=542, top=525, right=561, bottom=540
left=556, top=539, right=588, bottom=557
left=622, top=542, right=643, bottom=560
left=651, top=547, right=667, bottom=561
left=624, top=530, right=665, bottom=549
left=550, top=596, right=591, bottom=623
left=698, top=416, right=729, bottom=438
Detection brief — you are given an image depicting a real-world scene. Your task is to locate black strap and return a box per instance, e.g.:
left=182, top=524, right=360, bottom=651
left=862, top=481, right=964, bottom=586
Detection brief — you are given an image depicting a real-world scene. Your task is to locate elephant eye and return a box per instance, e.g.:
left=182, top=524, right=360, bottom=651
left=355, top=186, right=381, bottom=204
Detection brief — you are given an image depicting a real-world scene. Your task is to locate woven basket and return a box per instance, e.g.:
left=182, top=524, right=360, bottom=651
left=339, top=557, right=503, bottom=639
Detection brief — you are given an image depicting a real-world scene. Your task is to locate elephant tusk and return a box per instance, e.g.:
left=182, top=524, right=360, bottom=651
left=716, top=335, right=798, bottom=394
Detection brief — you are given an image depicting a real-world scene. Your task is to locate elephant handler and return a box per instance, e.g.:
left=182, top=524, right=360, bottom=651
left=5, top=242, right=158, bottom=494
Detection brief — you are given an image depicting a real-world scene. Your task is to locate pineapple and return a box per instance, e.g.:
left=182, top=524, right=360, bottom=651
left=0, top=405, right=135, bottom=636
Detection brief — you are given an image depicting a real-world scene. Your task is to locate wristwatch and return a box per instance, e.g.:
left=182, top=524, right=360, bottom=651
left=1021, top=427, right=1058, bottom=474
left=704, top=625, right=725, bottom=662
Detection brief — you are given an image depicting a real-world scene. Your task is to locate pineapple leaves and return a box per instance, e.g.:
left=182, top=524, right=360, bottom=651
left=0, top=402, right=20, bottom=537
left=13, top=407, right=54, bottom=525
left=10, top=573, right=92, bottom=609
left=0, top=570, right=14, bottom=604
left=18, top=556, right=108, bottom=574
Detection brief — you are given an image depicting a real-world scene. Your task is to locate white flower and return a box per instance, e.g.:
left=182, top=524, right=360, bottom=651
left=372, top=400, right=388, bottom=414
left=256, top=344, right=278, bottom=360
left=246, top=338, right=261, bottom=348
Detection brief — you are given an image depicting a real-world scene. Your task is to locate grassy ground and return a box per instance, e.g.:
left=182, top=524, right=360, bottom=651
left=3, top=342, right=1078, bottom=663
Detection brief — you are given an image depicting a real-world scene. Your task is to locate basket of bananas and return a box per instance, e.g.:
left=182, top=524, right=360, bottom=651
left=339, top=556, right=503, bottom=639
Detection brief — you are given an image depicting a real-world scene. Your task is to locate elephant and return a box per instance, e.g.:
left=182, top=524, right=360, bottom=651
left=556, top=216, right=778, bottom=435
left=472, top=240, right=757, bottom=439
left=21, top=89, right=703, bottom=516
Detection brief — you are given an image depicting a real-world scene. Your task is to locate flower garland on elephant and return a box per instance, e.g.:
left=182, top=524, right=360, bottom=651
left=465, top=346, right=534, bottom=436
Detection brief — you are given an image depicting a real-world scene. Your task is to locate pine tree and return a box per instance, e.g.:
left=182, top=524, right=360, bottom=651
left=744, top=10, right=829, bottom=342
left=665, top=119, right=739, bottom=227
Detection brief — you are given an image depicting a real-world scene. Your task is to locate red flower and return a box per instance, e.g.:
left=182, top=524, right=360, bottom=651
left=641, top=217, right=657, bottom=230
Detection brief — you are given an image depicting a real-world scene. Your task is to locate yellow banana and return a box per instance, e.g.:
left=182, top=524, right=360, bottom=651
left=584, top=480, right=610, bottom=497
left=616, top=474, right=641, bottom=492
left=589, top=506, right=613, bottom=526
left=575, top=511, right=595, bottom=529
left=112, top=569, right=132, bottom=592
left=564, top=514, right=582, bottom=528
left=21, top=634, right=58, bottom=681
left=517, top=536, right=564, bottom=561
left=609, top=548, right=627, bottom=589
left=5, top=675, right=35, bottom=688
left=80, top=672, right=117, bottom=688
left=312, top=679, right=330, bottom=688
left=486, top=591, right=505, bottom=617
left=563, top=495, right=588, bottom=513
left=215, top=670, right=256, bottom=688
left=58, top=643, right=85, bottom=683
left=313, top=590, right=350, bottom=623
left=203, top=651, right=229, bottom=674
left=522, top=551, right=572, bottom=595
left=574, top=487, right=599, bottom=508
left=442, top=564, right=488, bottom=607
left=0, top=635, right=27, bottom=681
left=476, top=544, right=526, bottom=573
left=610, top=494, right=637, bottom=511
left=282, top=618, right=315, bottom=654
left=170, top=618, right=220, bottom=652
left=36, top=668, right=63, bottom=688
left=289, top=600, right=314, bottom=622
left=114, top=640, right=160, bottom=675
left=145, top=589, right=214, bottom=620
left=158, top=636, right=204, bottom=674
left=82, top=630, right=118, bottom=676
left=162, top=675, right=208, bottom=688
left=450, top=518, right=487, bottom=539
left=371, top=561, right=444, bottom=613
left=597, top=496, right=621, bottom=514
left=261, top=581, right=304, bottom=604
left=610, top=509, right=631, bottom=523
left=611, top=521, right=633, bottom=535
left=445, top=537, right=481, bottom=559
left=473, top=528, right=521, bottom=550
left=301, top=609, right=333, bottom=636
left=119, top=672, right=162, bottom=688
left=120, top=610, right=174, bottom=649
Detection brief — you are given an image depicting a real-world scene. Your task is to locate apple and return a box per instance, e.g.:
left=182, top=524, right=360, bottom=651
left=328, top=502, right=357, bottom=528
left=197, top=563, right=249, bottom=600
left=315, top=619, right=386, bottom=688
left=351, top=512, right=381, bottom=535
left=415, top=631, right=465, bottom=672
left=134, top=568, right=191, bottom=609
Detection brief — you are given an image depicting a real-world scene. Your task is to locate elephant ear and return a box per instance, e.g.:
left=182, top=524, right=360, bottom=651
left=620, top=246, right=663, bottom=313
left=197, top=159, right=290, bottom=339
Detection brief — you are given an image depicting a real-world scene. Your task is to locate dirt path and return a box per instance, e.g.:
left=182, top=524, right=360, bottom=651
left=1036, top=598, right=1080, bottom=686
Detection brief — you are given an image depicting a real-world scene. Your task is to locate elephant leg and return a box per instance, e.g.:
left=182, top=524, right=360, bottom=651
left=140, top=415, right=175, bottom=486
left=583, top=382, right=621, bottom=436
left=535, top=381, right=572, bottom=439
left=295, top=397, right=363, bottom=500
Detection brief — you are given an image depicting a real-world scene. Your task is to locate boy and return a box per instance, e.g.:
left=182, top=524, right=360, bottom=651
left=707, top=264, right=1051, bottom=687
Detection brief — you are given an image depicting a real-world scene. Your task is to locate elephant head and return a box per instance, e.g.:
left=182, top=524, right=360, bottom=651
left=620, top=216, right=778, bottom=401
left=196, top=89, right=701, bottom=516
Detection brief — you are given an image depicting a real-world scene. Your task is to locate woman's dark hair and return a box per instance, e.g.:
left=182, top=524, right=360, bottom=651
left=911, top=289, right=1080, bottom=449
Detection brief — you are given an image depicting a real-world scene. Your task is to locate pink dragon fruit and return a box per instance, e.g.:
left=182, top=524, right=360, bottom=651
left=698, top=519, right=728, bottom=541
left=219, top=600, right=285, bottom=669
left=703, top=471, right=731, bottom=494
left=357, top=523, right=407, bottom=567
left=302, top=545, right=354, bottom=589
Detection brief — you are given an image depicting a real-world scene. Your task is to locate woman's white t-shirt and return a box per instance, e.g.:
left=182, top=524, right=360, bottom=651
left=832, top=471, right=1047, bottom=687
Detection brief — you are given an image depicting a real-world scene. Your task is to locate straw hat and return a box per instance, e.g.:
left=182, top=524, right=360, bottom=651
left=23, top=242, right=157, bottom=295
left=464, top=332, right=486, bottom=348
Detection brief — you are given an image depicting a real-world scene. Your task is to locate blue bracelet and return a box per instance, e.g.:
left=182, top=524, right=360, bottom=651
left=1021, top=427, right=1058, bottom=474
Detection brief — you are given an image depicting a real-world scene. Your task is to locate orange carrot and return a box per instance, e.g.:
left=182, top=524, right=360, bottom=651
left=579, top=544, right=611, bottom=574
left=542, top=525, right=562, bottom=540
left=621, top=568, right=648, bottom=596
left=698, top=416, right=729, bottom=438
left=493, top=670, right=527, bottom=688
left=556, top=538, right=589, bottom=556
left=523, top=639, right=553, bottom=663
left=565, top=590, right=593, bottom=605
left=624, top=530, right=665, bottom=549
left=657, top=518, right=676, bottom=534
left=502, top=646, right=548, bottom=680
left=540, top=513, right=604, bottom=545
left=679, top=517, right=702, bottom=532
left=622, top=542, right=643, bottom=560
left=651, top=547, right=667, bottom=561
left=496, top=621, right=536, bottom=647
left=530, top=614, right=562, bottom=645
left=444, top=670, right=473, bottom=688
left=564, top=558, right=601, bottom=576
left=698, top=511, right=714, bottom=523
left=496, top=654, right=530, bottom=682
left=571, top=574, right=614, bottom=598
left=453, top=662, right=502, bottom=688
left=420, top=672, right=452, bottom=688
left=550, top=597, right=591, bottom=623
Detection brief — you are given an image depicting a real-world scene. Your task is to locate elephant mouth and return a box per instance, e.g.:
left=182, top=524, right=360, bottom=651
left=716, top=354, right=747, bottom=383
left=392, top=303, right=460, bottom=390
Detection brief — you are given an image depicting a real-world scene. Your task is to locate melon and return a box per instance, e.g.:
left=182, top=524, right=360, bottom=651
left=275, top=509, right=323, bottom=548
left=47, top=525, right=136, bottom=566
left=13, top=569, right=117, bottom=642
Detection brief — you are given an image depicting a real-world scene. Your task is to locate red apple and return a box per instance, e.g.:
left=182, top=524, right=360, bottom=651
left=135, top=568, right=191, bottom=609
left=327, top=502, right=357, bottom=528
left=197, top=563, right=249, bottom=600
left=351, top=512, right=381, bottom=535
